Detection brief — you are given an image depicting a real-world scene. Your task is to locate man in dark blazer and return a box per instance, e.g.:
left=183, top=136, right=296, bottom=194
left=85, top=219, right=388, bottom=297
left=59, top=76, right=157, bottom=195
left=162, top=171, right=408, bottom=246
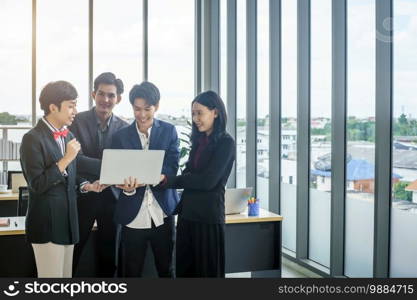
left=70, top=72, right=128, bottom=277
left=20, top=81, right=102, bottom=278
left=112, top=81, right=179, bottom=277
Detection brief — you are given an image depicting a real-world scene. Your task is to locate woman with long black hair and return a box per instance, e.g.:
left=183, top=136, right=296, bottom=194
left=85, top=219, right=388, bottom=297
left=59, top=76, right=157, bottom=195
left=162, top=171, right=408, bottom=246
left=162, top=90, right=235, bottom=277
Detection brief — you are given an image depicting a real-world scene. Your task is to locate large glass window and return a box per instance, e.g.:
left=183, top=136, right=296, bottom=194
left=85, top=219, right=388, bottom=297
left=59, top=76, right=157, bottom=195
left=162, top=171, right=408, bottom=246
left=0, top=1, right=32, bottom=180
left=37, top=0, right=89, bottom=114
left=236, top=0, right=247, bottom=188
left=149, top=0, right=194, bottom=170
left=256, top=0, right=269, bottom=209
left=391, top=0, right=417, bottom=277
left=148, top=0, right=194, bottom=120
left=309, top=0, right=332, bottom=268
left=344, top=0, right=375, bottom=278
left=220, top=0, right=227, bottom=106
left=94, top=0, right=143, bottom=119
left=0, top=0, right=32, bottom=123
left=281, top=0, right=297, bottom=252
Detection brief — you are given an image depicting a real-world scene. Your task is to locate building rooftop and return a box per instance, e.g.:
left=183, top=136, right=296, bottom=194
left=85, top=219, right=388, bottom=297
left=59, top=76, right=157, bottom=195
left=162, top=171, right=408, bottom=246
left=311, top=159, right=402, bottom=181
left=405, top=180, right=417, bottom=192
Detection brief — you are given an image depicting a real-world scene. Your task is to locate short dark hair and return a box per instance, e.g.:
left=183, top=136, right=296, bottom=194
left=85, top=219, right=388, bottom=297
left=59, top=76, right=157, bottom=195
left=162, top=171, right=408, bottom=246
left=39, top=81, right=78, bottom=115
left=191, top=90, right=228, bottom=145
left=93, top=72, right=124, bottom=95
left=129, top=81, right=160, bottom=106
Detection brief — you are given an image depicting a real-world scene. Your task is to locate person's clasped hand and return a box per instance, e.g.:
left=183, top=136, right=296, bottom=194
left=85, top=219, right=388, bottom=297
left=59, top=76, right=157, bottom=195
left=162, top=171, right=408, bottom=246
left=116, top=176, right=145, bottom=193
left=82, top=180, right=108, bottom=193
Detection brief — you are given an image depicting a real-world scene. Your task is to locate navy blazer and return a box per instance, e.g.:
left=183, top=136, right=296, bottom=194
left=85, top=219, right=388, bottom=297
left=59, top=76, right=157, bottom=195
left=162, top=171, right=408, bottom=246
left=111, top=119, right=180, bottom=225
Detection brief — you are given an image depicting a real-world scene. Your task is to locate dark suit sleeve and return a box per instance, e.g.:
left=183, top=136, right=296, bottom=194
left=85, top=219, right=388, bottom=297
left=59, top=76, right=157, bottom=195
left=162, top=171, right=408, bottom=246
left=110, top=131, right=122, bottom=149
left=166, top=137, right=235, bottom=191
left=65, top=130, right=101, bottom=181
left=162, top=126, right=180, bottom=176
left=68, top=121, right=80, bottom=141
left=153, top=126, right=180, bottom=191
left=76, top=154, right=101, bottom=180
left=20, top=133, right=66, bottom=195
left=181, top=148, right=193, bottom=175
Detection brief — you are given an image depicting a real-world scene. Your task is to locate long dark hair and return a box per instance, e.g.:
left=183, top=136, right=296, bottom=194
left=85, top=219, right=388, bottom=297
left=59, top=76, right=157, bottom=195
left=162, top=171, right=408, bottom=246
left=190, top=90, right=227, bottom=146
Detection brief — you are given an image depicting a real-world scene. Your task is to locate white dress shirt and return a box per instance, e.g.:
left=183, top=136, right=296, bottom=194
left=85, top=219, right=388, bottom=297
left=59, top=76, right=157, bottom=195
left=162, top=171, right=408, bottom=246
left=125, top=123, right=167, bottom=229
left=42, top=117, right=68, bottom=177
left=42, top=117, right=89, bottom=192
left=42, top=117, right=66, bottom=156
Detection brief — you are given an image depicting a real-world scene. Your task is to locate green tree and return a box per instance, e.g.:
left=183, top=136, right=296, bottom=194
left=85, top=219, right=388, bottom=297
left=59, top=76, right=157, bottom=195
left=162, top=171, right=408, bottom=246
left=0, top=112, right=18, bottom=125
left=393, top=181, right=412, bottom=201
left=398, top=113, right=408, bottom=126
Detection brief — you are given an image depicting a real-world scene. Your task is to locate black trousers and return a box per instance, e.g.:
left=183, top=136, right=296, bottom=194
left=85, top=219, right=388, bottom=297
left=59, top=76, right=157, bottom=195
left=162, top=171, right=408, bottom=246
left=73, top=189, right=117, bottom=277
left=176, top=217, right=225, bottom=278
left=117, top=216, right=175, bottom=278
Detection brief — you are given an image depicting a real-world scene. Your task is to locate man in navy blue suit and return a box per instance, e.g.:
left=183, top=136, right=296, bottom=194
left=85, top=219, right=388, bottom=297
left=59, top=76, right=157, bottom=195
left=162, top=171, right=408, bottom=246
left=111, top=81, right=179, bottom=277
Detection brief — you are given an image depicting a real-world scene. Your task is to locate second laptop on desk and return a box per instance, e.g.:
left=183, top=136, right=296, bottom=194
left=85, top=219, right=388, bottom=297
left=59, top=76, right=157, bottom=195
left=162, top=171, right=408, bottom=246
left=225, top=187, right=253, bottom=215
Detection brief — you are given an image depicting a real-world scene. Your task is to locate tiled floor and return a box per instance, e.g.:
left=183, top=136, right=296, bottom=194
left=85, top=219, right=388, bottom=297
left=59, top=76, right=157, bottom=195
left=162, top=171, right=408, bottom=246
left=282, top=264, right=309, bottom=278
left=282, top=257, right=322, bottom=278
left=226, top=256, right=322, bottom=278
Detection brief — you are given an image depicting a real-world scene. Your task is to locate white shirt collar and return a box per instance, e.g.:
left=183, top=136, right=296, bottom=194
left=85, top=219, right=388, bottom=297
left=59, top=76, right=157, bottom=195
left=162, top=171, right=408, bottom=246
left=135, top=122, right=152, bottom=138
left=42, top=117, right=67, bottom=133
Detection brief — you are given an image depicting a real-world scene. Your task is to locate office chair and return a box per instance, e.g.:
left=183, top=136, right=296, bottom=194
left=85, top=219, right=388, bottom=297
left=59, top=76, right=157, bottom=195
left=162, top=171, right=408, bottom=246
left=7, top=171, right=26, bottom=193
left=17, top=186, right=29, bottom=216
left=7, top=171, right=21, bottom=189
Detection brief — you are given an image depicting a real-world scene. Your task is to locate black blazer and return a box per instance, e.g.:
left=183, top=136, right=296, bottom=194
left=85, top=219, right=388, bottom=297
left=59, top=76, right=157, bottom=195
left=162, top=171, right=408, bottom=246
left=20, top=120, right=98, bottom=244
left=70, top=108, right=128, bottom=158
left=69, top=107, right=128, bottom=206
left=167, top=132, right=236, bottom=224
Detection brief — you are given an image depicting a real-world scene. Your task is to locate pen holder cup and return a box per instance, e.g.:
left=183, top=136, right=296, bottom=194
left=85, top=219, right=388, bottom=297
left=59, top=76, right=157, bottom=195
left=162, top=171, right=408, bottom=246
left=248, top=202, right=259, bottom=216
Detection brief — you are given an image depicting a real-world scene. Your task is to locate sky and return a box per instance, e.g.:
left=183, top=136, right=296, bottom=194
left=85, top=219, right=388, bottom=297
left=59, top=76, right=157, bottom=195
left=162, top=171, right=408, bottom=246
left=0, top=0, right=416, bottom=120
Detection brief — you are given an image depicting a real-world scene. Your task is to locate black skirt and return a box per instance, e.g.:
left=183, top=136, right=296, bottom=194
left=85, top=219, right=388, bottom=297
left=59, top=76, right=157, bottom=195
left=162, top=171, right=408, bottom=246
left=176, top=217, right=225, bottom=278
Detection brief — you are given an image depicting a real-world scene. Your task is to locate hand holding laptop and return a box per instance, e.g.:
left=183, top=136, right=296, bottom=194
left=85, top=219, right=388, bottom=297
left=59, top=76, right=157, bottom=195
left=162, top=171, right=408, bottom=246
left=115, top=174, right=166, bottom=192
left=99, top=149, right=166, bottom=185
left=115, top=176, right=146, bottom=193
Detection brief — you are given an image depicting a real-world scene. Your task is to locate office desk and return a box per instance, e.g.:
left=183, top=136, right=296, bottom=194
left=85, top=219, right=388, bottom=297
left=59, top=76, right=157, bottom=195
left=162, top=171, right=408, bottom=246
left=0, top=191, right=19, bottom=201
left=0, top=217, right=36, bottom=276
left=0, top=191, right=19, bottom=217
left=0, top=210, right=283, bottom=278
left=225, top=209, right=283, bottom=277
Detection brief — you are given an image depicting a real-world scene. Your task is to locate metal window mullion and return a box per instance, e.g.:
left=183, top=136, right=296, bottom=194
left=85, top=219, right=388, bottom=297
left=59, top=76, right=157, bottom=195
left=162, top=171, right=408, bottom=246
left=296, top=0, right=310, bottom=260
left=143, top=0, right=148, bottom=81
left=88, top=0, right=93, bottom=108
left=246, top=0, right=257, bottom=194
left=269, top=0, right=281, bottom=214
left=201, top=0, right=220, bottom=92
left=2, top=129, right=8, bottom=178
left=195, top=0, right=202, bottom=96
left=374, top=0, right=393, bottom=278
left=330, top=0, right=347, bottom=277
left=210, top=0, right=220, bottom=93
left=226, top=0, right=237, bottom=188
left=32, top=0, right=37, bottom=125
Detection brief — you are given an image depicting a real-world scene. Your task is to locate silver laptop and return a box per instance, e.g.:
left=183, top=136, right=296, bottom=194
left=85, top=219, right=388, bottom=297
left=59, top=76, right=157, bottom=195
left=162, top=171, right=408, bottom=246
left=225, top=188, right=253, bottom=215
left=99, top=149, right=165, bottom=185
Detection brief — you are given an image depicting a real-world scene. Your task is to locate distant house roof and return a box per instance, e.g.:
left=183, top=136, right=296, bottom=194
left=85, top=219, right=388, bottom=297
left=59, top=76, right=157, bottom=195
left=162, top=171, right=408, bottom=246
left=393, top=150, right=417, bottom=169
left=311, top=159, right=402, bottom=181
left=395, top=136, right=417, bottom=142
left=393, top=142, right=417, bottom=151
left=406, top=180, right=417, bottom=192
